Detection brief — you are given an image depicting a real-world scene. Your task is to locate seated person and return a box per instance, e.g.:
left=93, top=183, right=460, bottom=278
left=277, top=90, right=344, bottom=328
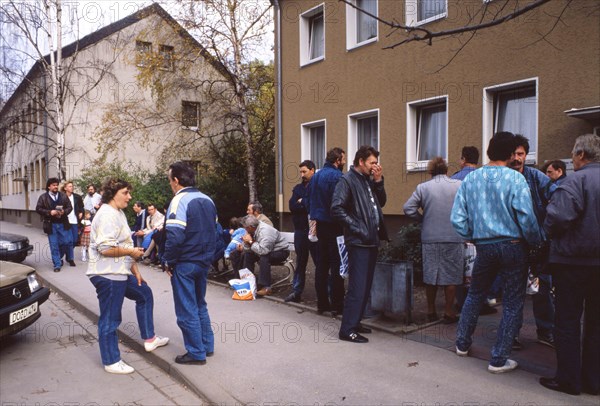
left=246, top=201, right=273, bottom=226
left=240, top=215, right=289, bottom=297
left=137, top=203, right=164, bottom=263
left=131, top=201, right=147, bottom=247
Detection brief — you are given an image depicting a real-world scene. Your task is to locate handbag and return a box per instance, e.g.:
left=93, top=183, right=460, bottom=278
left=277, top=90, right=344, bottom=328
left=42, top=219, right=52, bottom=235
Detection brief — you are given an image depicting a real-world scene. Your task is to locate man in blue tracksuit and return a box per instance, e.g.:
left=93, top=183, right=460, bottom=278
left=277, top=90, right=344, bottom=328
left=308, top=147, right=346, bottom=315
left=163, top=162, right=217, bottom=365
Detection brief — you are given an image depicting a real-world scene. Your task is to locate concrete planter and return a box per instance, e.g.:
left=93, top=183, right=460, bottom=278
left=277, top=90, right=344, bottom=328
left=370, top=261, right=413, bottom=323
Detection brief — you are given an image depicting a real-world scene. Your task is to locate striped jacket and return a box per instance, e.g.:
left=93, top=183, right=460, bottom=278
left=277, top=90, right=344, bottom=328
left=163, top=187, right=217, bottom=268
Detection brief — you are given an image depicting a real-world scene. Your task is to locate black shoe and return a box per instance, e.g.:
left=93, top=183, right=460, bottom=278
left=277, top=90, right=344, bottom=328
left=317, top=308, right=330, bottom=315
left=512, top=337, right=523, bottom=351
left=537, top=333, right=555, bottom=349
left=68, top=260, right=76, bottom=267
left=427, top=313, right=439, bottom=322
left=442, top=314, right=460, bottom=324
left=206, top=352, right=214, bottom=357
left=480, top=304, right=498, bottom=315
left=284, top=292, right=301, bottom=303
left=175, top=353, right=206, bottom=365
left=339, top=332, right=369, bottom=343
left=356, top=325, right=372, bottom=334
left=582, top=385, right=599, bottom=396
left=539, top=377, right=580, bottom=396
left=61, top=260, right=64, bottom=266
left=53, top=268, right=61, bottom=272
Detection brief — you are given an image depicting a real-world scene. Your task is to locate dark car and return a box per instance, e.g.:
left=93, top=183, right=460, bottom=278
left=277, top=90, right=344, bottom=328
left=0, top=260, right=50, bottom=338
left=0, top=232, right=34, bottom=263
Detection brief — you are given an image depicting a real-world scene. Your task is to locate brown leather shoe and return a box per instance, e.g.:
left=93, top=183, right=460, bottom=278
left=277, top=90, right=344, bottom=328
left=256, top=287, right=272, bottom=297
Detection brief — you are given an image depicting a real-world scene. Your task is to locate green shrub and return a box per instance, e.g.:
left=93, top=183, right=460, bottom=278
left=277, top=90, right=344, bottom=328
left=378, top=223, right=422, bottom=271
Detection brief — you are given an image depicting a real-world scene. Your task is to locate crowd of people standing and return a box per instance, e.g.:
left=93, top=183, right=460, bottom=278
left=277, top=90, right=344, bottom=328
left=33, top=133, right=598, bottom=395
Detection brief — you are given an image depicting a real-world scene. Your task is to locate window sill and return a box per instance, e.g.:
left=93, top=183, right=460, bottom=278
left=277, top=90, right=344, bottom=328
left=409, top=13, right=447, bottom=27
left=300, top=56, right=325, bottom=68
left=347, top=36, right=378, bottom=52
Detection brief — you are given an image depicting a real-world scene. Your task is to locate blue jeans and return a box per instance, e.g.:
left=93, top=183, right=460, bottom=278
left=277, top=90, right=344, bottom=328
left=339, top=245, right=378, bottom=336
left=170, top=262, right=214, bottom=360
left=61, top=224, right=78, bottom=261
left=90, top=275, right=155, bottom=366
left=292, top=230, right=318, bottom=295
left=456, top=240, right=528, bottom=367
left=48, top=223, right=71, bottom=268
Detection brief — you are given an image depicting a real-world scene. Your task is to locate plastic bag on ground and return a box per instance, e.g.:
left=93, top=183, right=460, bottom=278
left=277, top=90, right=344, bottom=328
left=228, top=268, right=256, bottom=300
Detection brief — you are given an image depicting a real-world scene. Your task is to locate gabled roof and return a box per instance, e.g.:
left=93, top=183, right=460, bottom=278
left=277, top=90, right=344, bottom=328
left=1, top=2, right=228, bottom=118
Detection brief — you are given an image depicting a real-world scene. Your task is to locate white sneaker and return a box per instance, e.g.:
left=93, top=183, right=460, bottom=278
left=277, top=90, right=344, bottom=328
left=104, top=360, right=135, bottom=374
left=144, top=335, right=169, bottom=352
left=488, top=359, right=518, bottom=374
left=456, top=346, right=470, bottom=357
left=486, top=298, right=497, bottom=306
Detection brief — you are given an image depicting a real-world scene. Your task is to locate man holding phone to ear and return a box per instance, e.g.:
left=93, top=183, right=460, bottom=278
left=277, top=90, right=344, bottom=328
left=36, top=177, right=73, bottom=272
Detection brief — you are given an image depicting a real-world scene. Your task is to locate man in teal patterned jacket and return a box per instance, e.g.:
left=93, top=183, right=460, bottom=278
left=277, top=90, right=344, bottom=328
left=451, top=132, right=541, bottom=374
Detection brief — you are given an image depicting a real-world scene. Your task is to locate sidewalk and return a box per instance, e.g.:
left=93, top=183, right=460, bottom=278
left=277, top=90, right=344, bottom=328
left=2, top=221, right=596, bottom=405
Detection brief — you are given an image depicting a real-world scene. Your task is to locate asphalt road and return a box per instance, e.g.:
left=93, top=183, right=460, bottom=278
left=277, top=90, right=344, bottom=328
left=0, top=291, right=205, bottom=406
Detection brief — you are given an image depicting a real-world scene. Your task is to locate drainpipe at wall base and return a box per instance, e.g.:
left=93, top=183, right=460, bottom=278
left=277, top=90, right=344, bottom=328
left=273, top=0, right=284, bottom=230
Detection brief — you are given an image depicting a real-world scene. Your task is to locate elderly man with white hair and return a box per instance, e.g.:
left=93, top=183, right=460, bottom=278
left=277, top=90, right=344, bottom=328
left=539, top=134, right=600, bottom=396
left=240, top=215, right=289, bottom=296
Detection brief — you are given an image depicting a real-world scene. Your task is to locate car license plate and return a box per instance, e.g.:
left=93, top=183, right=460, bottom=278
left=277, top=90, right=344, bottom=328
left=9, top=302, right=38, bottom=325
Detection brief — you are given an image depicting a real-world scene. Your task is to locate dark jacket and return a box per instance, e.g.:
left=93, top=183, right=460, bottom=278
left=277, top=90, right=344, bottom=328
left=331, top=166, right=388, bottom=247
left=71, top=193, right=84, bottom=224
left=544, top=162, right=600, bottom=266
left=36, top=191, right=73, bottom=232
left=521, top=165, right=556, bottom=239
left=132, top=209, right=148, bottom=232
left=289, top=181, right=311, bottom=231
left=308, top=162, right=343, bottom=223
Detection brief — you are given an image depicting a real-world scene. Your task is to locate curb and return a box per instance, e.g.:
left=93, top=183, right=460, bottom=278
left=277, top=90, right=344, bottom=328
left=37, top=273, right=242, bottom=406
left=206, top=278, right=438, bottom=336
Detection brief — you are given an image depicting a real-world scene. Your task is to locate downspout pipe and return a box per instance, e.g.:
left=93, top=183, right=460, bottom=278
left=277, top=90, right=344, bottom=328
left=273, top=0, right=284, bottom=230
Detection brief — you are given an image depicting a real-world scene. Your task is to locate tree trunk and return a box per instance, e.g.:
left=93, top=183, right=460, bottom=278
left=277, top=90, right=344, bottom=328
left=45, top=0, right=66, bottom=179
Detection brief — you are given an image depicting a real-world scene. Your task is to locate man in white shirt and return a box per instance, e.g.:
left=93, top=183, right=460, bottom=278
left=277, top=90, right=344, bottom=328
left=83, top=184, right=102, bottom=218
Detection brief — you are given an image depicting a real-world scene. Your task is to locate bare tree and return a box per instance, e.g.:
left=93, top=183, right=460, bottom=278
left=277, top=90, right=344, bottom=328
left=0, top=0, right=123, bottom=179
left=340, top=0, right=596, bottom=71
left=172, top=0, right=273, bottom=202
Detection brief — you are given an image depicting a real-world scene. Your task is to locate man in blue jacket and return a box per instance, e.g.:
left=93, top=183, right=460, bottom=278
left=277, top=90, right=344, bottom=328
left=510, top=134, right=557, bottom=349
left=540, top=134, right=600, bottom=396
left=285, top=160, right=318, bottom=303
left=331, top=146, right=387, bottom=343
left=163, top=162, right=217, bottom=365
left=452, top=132, right=541, bottom=373
left=308, top=147, right=346, bottom=315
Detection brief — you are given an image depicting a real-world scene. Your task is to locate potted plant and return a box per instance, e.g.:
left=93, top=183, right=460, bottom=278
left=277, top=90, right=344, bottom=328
left=369, top=224, right=422, bottom=323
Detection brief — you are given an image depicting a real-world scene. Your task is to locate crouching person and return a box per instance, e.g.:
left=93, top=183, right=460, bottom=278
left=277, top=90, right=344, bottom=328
left=240, top=215, right=290, bottom=297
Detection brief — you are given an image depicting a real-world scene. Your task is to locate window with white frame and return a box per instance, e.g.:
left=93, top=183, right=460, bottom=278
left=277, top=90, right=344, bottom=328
left=405, top=0, right=447, bottom=26
left=181, top=101, right=201, bottom=129
left=300, top=4, right=325, bottom=66
left=348, top=110, right=379, bottom=163
left=483, top=79, right=538, bottom=163
left=301, top=120, right=326, bottom=169
left=406, top=97, right=448, bottom=170
left=346, top=0, right=378, bottom=49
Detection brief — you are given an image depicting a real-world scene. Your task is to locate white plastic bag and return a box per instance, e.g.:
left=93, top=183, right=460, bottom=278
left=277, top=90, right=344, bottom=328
left=336, top=235, right=349, bottom=279
left=228, top=268, right=257, bottom=300
left=526, top=273, right=539, bottom=295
